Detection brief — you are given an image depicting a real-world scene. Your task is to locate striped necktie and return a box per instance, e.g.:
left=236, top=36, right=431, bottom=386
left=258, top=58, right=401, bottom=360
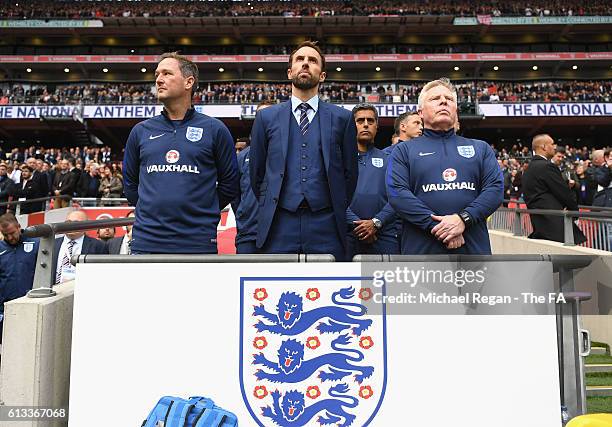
left=298, top=103, right=311, bottom=135
left=55, top=239, right=76, bottom=285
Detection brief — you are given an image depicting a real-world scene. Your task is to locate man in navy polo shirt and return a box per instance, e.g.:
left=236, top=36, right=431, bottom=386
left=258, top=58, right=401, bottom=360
left=123, top=52, right=239, bottom=254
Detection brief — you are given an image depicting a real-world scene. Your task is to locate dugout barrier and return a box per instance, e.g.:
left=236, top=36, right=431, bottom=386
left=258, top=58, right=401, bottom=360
left=490, top=203, right=612, bottom=252
left=0, top=215, right=608, bottom=425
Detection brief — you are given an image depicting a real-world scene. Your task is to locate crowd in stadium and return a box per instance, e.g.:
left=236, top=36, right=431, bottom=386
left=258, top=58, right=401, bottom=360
left=2, top=80, right=611, bottom=105
left=1, top=0, right=610, bottom=18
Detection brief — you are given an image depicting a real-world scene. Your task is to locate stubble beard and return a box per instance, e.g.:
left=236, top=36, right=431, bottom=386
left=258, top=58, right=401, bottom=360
left=292, top=74, right=319, bottom=91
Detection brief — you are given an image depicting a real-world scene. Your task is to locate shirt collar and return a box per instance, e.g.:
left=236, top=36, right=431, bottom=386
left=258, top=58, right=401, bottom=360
left=63, top=234, right=85, bottom=246
left=291, top=95, right=319, bottom=114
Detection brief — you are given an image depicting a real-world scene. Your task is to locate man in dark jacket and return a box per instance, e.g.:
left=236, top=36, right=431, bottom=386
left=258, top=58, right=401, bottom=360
left=77, top=163, right=101, bottom=198
left=12, top=165, right=42, bottom=214
left=522, top=134, right=586, bottom=244
left=0, top=163, right=13, bottom=215
left=52, top=159, right=76, bottom=209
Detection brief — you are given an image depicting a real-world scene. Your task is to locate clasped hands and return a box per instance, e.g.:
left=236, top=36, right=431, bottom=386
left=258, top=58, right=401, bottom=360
left=431, top=214, right=465, bottom=250
left=352, top=219, right=378, bottom=244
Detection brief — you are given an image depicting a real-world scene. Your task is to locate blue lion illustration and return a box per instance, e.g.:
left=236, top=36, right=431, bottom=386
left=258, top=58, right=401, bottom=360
left=253, top=287, right=371, bottom=336
left=253, top=334, right=374, bottom=384
left=261, top=383, right=358, bottom=427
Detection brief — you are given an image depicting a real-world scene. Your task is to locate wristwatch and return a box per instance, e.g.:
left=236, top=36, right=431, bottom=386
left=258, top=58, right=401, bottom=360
left=458, top=211, right=472, bottom=228
left=372, top=218, right=382, bottom=229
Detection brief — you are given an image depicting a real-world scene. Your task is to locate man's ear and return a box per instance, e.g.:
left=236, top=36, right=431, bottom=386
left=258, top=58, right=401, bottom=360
left=319, top=71, right=326, bottom=83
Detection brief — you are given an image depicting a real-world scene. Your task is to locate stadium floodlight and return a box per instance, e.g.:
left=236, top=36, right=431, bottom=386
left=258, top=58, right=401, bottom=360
left=454, top=66, right=460, bottom=71
left=64, top=68, right=69, bottom=73
left=141, top=67, right=147, bottom=73
left=375, top=67, right=381, bottom=72
left=218, top=67, right=224, bottom=72
left=102, top=68, right=109, bottom=73
left=336, top=67, right=342, bottom=72
left=572, top=65, right=578, bottom=70
left=493, top=66, right=499, bottom=71
left=130, top=49, right=135, bottom=53
left=532, top=65, right=538, bottom=71
left=414, top=66, right=421, bottom=71
left=257, top=67, right=264, bottom=72
left=26, top=68, right=32, bottom=73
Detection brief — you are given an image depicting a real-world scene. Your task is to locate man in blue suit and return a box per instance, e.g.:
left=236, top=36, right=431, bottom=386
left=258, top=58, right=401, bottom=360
left=249, top=41, right=358, bottom=261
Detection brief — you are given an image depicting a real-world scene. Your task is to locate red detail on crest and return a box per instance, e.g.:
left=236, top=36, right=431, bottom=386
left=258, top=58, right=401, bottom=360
left=253, top=336, right=268, bottom=350
left=306, top=288, right=320, bottom=301
left=359, top=288, right=373, bottom=301
left=359, top=385, right=374, bottom=399
left=305, top=336, right=320, bottom=350
left=359, top=336, right=374, bottom=349
left=253, top=386, right=268, bottom=399
left=254, top=288, right=268, bottom=301
left=306, top=386, right=321, bottom=399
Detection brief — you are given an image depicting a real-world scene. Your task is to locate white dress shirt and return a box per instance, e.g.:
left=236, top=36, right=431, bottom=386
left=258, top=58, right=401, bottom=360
left=291, top=94, right=319, bottom=126
left=56, top=235, right=84, bottom=283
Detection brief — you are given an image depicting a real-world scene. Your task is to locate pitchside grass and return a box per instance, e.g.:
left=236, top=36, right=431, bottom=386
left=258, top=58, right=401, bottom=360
left=586, top=343, right=612, bottom=413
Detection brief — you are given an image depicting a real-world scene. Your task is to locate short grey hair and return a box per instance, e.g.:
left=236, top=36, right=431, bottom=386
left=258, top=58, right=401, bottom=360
left=417, top=77, right=457, bottom=110
left=158, top=51, right=199, bottom=96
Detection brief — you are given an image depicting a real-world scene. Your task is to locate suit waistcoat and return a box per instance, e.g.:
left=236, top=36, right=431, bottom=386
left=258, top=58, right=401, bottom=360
left=278, top=112, right=331, bottom=212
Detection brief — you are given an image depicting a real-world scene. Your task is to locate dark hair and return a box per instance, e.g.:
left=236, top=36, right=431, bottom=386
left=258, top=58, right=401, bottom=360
left=0, top=212, right=18, bottom=227
left=288, top=41, right=326, bottom=72
left=158, top=51, right=199, bottom=96
left=20, top=165, right=34, bottom=172
left=352, top=103, right=378, bottom=122
left=555, top=146, right=566, bottom=154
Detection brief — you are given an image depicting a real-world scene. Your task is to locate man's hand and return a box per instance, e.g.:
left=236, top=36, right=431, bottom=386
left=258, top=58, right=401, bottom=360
left=431, top=214, right=466, bottom=243
left=445, top=234, right=465, bottom=250
left=353, top=219, right=377, bottom=241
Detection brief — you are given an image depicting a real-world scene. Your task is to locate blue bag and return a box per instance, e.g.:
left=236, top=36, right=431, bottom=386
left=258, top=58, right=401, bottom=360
left=142, top=396, right=238, bottom=427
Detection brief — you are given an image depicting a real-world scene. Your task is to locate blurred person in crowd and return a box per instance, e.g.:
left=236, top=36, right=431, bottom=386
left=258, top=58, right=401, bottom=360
left=574, top=163, right=597, bottom=206
left=232, top=101, right=273, bottom=254
left=388, top=77, right=503, bottom=254
left=249, top=41, right=357, bottom=261
left=107, top=210, right=135, bottom=255
left=0, top=163, right=12, bottom=215
left=8, top=162, right=20, bottom=184
left=346, top=103, right=399, bottom=258
left=508, top=167, right=523, bottom=200
left=77, top=162, right=101, bottom=199
left=590, top=150, right=612, bottom=192
left=522, top=134, right=586, bottom=244
left=123, top=52, right=239, bottom=254
left=52, top=159, right=76, bottom=209
left=53, top=210, right=107, bottom=285
left=383, top=111, right=423, bottom=155
left=96, top=226, right=116, bottom=242
left=99, top=165, right=123, bottom=201
left=234, top=137, right=249, bottom=154
left=0, top=213, right=39, bottom=341
left=12, top=165, right=43, bottom=214
left=67, top=156, right=81, bottom=191
left=26, top=157, right=48, bottom=211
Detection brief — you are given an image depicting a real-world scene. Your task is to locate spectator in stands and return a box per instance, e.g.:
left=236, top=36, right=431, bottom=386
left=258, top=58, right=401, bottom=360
left=522, top=134, right=586, bottom=244
left=96, top=226, right=116, bottom=243
left=77, top=162, right=101, bottom=199
left=53, top=210, right=107, bottom=284
left=12, top=165, right=43, bottom=215
left=8, top=162, right=20, bottom=184
left=123, top=52, right=239, bottom=254
left=98, top=165, right=123, bottom=201
left=52, top=159, right=77, bottom=209
left=107, top=210, right=135, bottom=255
left=0, top=164, right=12, bottom=215
left=387, top=77, right=503, bottom=254
left=232, top=101, right=273, bottom=254
left=249, top=41, right=357, bottom=261
left=346, top=103, right=399, bottom=258
left=574, top=163, right=597, bottom=205
left=0, top=213, right=39, bottom=340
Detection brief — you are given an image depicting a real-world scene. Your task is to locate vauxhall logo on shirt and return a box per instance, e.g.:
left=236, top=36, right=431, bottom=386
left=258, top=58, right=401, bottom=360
left=145, top=149, right=201, bottom=174
left=421, top=168, right=476, bottom=192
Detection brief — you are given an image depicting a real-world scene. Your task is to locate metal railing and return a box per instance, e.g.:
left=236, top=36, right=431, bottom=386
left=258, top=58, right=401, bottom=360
left=490, top=203, right=612, bottom=251
left=72, top=197, right=129, bottom=207
left=0, top=195, right=70, bottom=215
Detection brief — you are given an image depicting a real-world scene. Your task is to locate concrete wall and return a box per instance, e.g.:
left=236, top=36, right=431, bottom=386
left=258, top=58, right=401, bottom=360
left=0, top=282, right=74, bottom=427
left=491, top=230, right=612, bottom=348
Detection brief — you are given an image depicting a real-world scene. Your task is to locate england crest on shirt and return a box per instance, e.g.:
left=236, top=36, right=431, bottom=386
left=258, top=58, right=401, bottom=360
left=186, top=126, right=203, bottom=142
left=457, top=145, right=475, bottom=158
left=371, top=157, right=384, bottom=168
left=240, top=277, right=387, bottom=427
left=23, top=241, right=34, bottom=253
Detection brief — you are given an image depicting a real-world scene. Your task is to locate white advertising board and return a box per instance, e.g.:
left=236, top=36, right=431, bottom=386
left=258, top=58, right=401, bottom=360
left=69, top=263, right=561, bottom=426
